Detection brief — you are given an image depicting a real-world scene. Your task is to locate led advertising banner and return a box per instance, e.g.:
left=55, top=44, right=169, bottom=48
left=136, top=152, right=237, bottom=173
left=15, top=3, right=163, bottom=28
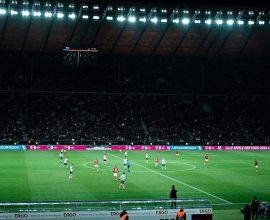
left=27, top=145, right=87, bottom=150
left=111, top=145, right=170, bottom=151
left=170, top=146, right=203, bottom=150
left=0, top=208, right=212, bottom=220
left=0, top=145, right=26, bottom=150
left=203, top=146, right=270, bottom=150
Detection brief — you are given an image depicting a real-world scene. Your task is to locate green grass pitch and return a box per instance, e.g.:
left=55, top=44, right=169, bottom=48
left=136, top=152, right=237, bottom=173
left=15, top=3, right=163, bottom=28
left=0, top=150, right=269, bottom=210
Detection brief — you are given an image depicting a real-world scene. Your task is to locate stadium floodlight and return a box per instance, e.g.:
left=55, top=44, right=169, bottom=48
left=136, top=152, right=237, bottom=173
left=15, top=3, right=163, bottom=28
left=226, top=19, right=234, bottom=25
left=172, top=18, right=179, bottom=23
left=45, top=2, right=51, bottom=7
left=140, top=8, right=145, bottom=12
left=56, top=12, right=64, bottom=18
left=10, top=9, right=18, bottom=15
left=182, top=18, right=190, bottom=25
left=183, top=10, right=189, bottom=14
left=161, top=18, right=167, bottom=23
left=82, top=15, right=88, bottom=19
left=128, top=16, right=136, bottom=23
left=93, top=5, right=99, bottom=10
left=248, top=20, right=254, bottom=25
left=82, top=5, right=88, bottom=9
left=0, top=8, right=6, bottom=15
left=117, top=15, right=126, bottom=22
left=93, top=15, right=99, bottom=20
left=205, top=19, right=212, bottom=25
left=216, top=19, right=223, bottom=25
left=44, top=11, right=52, bottom=17
left=22, top=10, right=30, bottom=16
left=33, top=11, right=41, bottom=17
left=258, top=20, right=265, bottom=25
left=106, top=16, right=113, bottom=20
left=117, top=7, right=124, bottom=11
left=68, top=13, right=76, bottom=19
left=161, top=9, right=167, bottom=13
left=68, top=4, right=75, bottom=9
left=107, top=6, right=113, bottom=11
left=248, top=11, right=254, bottom=15
left=237, top=20, right=244, bottom=25
left=194, top=19, right=201, bottom=24
left=139, top=17, right=146, bottom=22
left=150, top=17, right=158, bottom=23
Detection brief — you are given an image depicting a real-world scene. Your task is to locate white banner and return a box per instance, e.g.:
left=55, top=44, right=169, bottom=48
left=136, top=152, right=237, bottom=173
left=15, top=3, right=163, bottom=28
left=0, top=208, right=212, bottom=220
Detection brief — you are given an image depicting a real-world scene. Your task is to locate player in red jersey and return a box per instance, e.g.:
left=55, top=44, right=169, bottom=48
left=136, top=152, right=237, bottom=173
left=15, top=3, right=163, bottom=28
left=204, top=154, right=209, bottom=164
left=154, top=156, right=159, bottom=168
left=255, top=160, right=258, bottom=173
left=94, top=159, right=99, bottom=171
left=176, top=151, right=180, bottom=158
left=112, top=165, right=119, bottom=180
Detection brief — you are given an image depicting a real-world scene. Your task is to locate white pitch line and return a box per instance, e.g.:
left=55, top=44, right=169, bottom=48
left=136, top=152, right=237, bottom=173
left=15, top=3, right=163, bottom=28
left=109, top=153, right=232, bottom=204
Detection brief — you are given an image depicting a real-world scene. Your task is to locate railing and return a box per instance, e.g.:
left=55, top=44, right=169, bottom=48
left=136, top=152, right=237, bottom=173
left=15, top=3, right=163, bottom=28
left=0, top=199, right=210, bottom=213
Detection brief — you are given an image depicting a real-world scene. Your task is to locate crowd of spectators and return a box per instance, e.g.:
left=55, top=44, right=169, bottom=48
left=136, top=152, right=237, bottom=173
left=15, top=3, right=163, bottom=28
left=1, top=55, right=270, bottom=144
left=0, top=92, right=269, bottom=145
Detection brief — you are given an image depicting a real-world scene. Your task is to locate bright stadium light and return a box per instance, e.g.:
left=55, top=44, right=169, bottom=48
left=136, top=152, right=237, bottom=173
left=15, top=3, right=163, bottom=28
left=10, top=9, right=18, bottom=15
left=205, top=19, right=212, bottom=25
left=172, top=18, right=179, bottom=23
left=93, top=15, right=99, bottom=20
left=150, top=17, right=158, bottom=23
left=182, top=18, right=190, bottom=25
left=140, top=8, right=145, bottom=12
left=248, top=20, right=254, bottom=25
left=57, top=12, right=64, bottom=18
left=128, top=16, right=136, bottom=23
left=106, top=16, right=113, bottom=20
left=216, top=19, right=223, bottom=25
left=93, top=5, right=99, bottom=10
left=194, top=19, right=201, bottom=24
left=139, top=17, right=146, bottom=22
left=117, top=15, right=125, bottom=22
left=33, top=11, right=41, bottom=17
left=22, top=10, right=30, bottom=16
left=44, top=11, right=52, bottom=17
left=259, top=20, right=265, bottom=25
left=82, top=15, right=88, bottom=19
left=227, top=19, right=234, bottom=25
left=237, top=20, right=244, bottom=25
left=0, top=8, right=7, bottom=15
left=68, top=13, right=76, bottom=19
left=161, top=18, right=167, bottom=23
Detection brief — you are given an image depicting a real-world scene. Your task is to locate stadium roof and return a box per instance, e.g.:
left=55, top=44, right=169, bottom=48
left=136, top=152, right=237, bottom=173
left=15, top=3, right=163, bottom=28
left=0, top=0, right=270, bottom=57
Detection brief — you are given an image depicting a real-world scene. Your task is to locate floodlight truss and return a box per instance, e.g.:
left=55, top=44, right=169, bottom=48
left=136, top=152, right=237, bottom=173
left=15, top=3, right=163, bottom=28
left=0, top=1, right=269, bottom=26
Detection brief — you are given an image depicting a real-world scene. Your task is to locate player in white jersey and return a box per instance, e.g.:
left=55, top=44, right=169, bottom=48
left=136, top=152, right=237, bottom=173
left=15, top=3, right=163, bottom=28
left=123, top=158, right=127, bottom=169
left=69, top=164, right=74, bottom=179
left=119, top=172, right=126, bottom=189
left=124, top=151, right=128, bottom=158
left=145, top=153, right=149, bottom=164
left=161, top=159, right=166, bottom=170
left=60, top=151, right=63, bottom=162
left=103, top=153, right=107, bottom=165
left=64, top=157, right=68, bottom=168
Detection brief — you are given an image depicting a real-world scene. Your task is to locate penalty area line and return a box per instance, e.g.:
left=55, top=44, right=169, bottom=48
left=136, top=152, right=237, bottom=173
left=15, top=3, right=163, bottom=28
left=109, top=153, right=232, bottom=205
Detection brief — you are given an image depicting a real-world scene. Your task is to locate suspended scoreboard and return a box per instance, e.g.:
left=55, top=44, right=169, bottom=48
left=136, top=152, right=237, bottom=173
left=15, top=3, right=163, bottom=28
left=63, top=47, right=98, bottom=66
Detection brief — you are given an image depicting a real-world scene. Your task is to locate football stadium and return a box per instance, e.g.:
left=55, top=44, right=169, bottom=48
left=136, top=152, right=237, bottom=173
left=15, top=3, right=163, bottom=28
left=0, top=0, right=270, bottom=219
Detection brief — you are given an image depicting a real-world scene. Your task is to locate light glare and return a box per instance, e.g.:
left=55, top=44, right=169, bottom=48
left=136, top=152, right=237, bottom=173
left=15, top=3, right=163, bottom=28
left=161, top=18, right=167, bottom=23
left=57, top=12, right=64, bottom=18
left=237, top=20, right=244, bottom=25
left=172, top=18, right=179, bottom=24
left=216, top=19, right=223, bottom=25
left=68, top=13, right=76, bottom=19
left=0, top=8, right=6, bottom=15
left=227, top=19, right=234, bottom=25
left=151, top=17, right=158, bottom=23
left=22, top=10, right=30, bottom=16
left=205, top=19, right=212, bottom=25
left=128, top=16, right=136, bottom=23
left=44, top=11, right=52, bottom=17
left=33, top=11, right=41, bottom=17
left=117, top=16, right=125, bottom=22
left=139, top=17, right=146, bottom=22
left=182, top=18, right=190, bottom=25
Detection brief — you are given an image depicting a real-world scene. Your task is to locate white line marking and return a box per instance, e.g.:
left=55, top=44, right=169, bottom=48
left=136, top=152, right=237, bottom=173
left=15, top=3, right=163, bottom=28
left=109, top=153, right=232, bottom=204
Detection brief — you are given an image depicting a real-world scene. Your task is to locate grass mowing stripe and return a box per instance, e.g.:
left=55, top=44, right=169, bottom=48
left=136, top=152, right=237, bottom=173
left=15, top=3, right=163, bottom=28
left=108, top=153, right=232, bottom=205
